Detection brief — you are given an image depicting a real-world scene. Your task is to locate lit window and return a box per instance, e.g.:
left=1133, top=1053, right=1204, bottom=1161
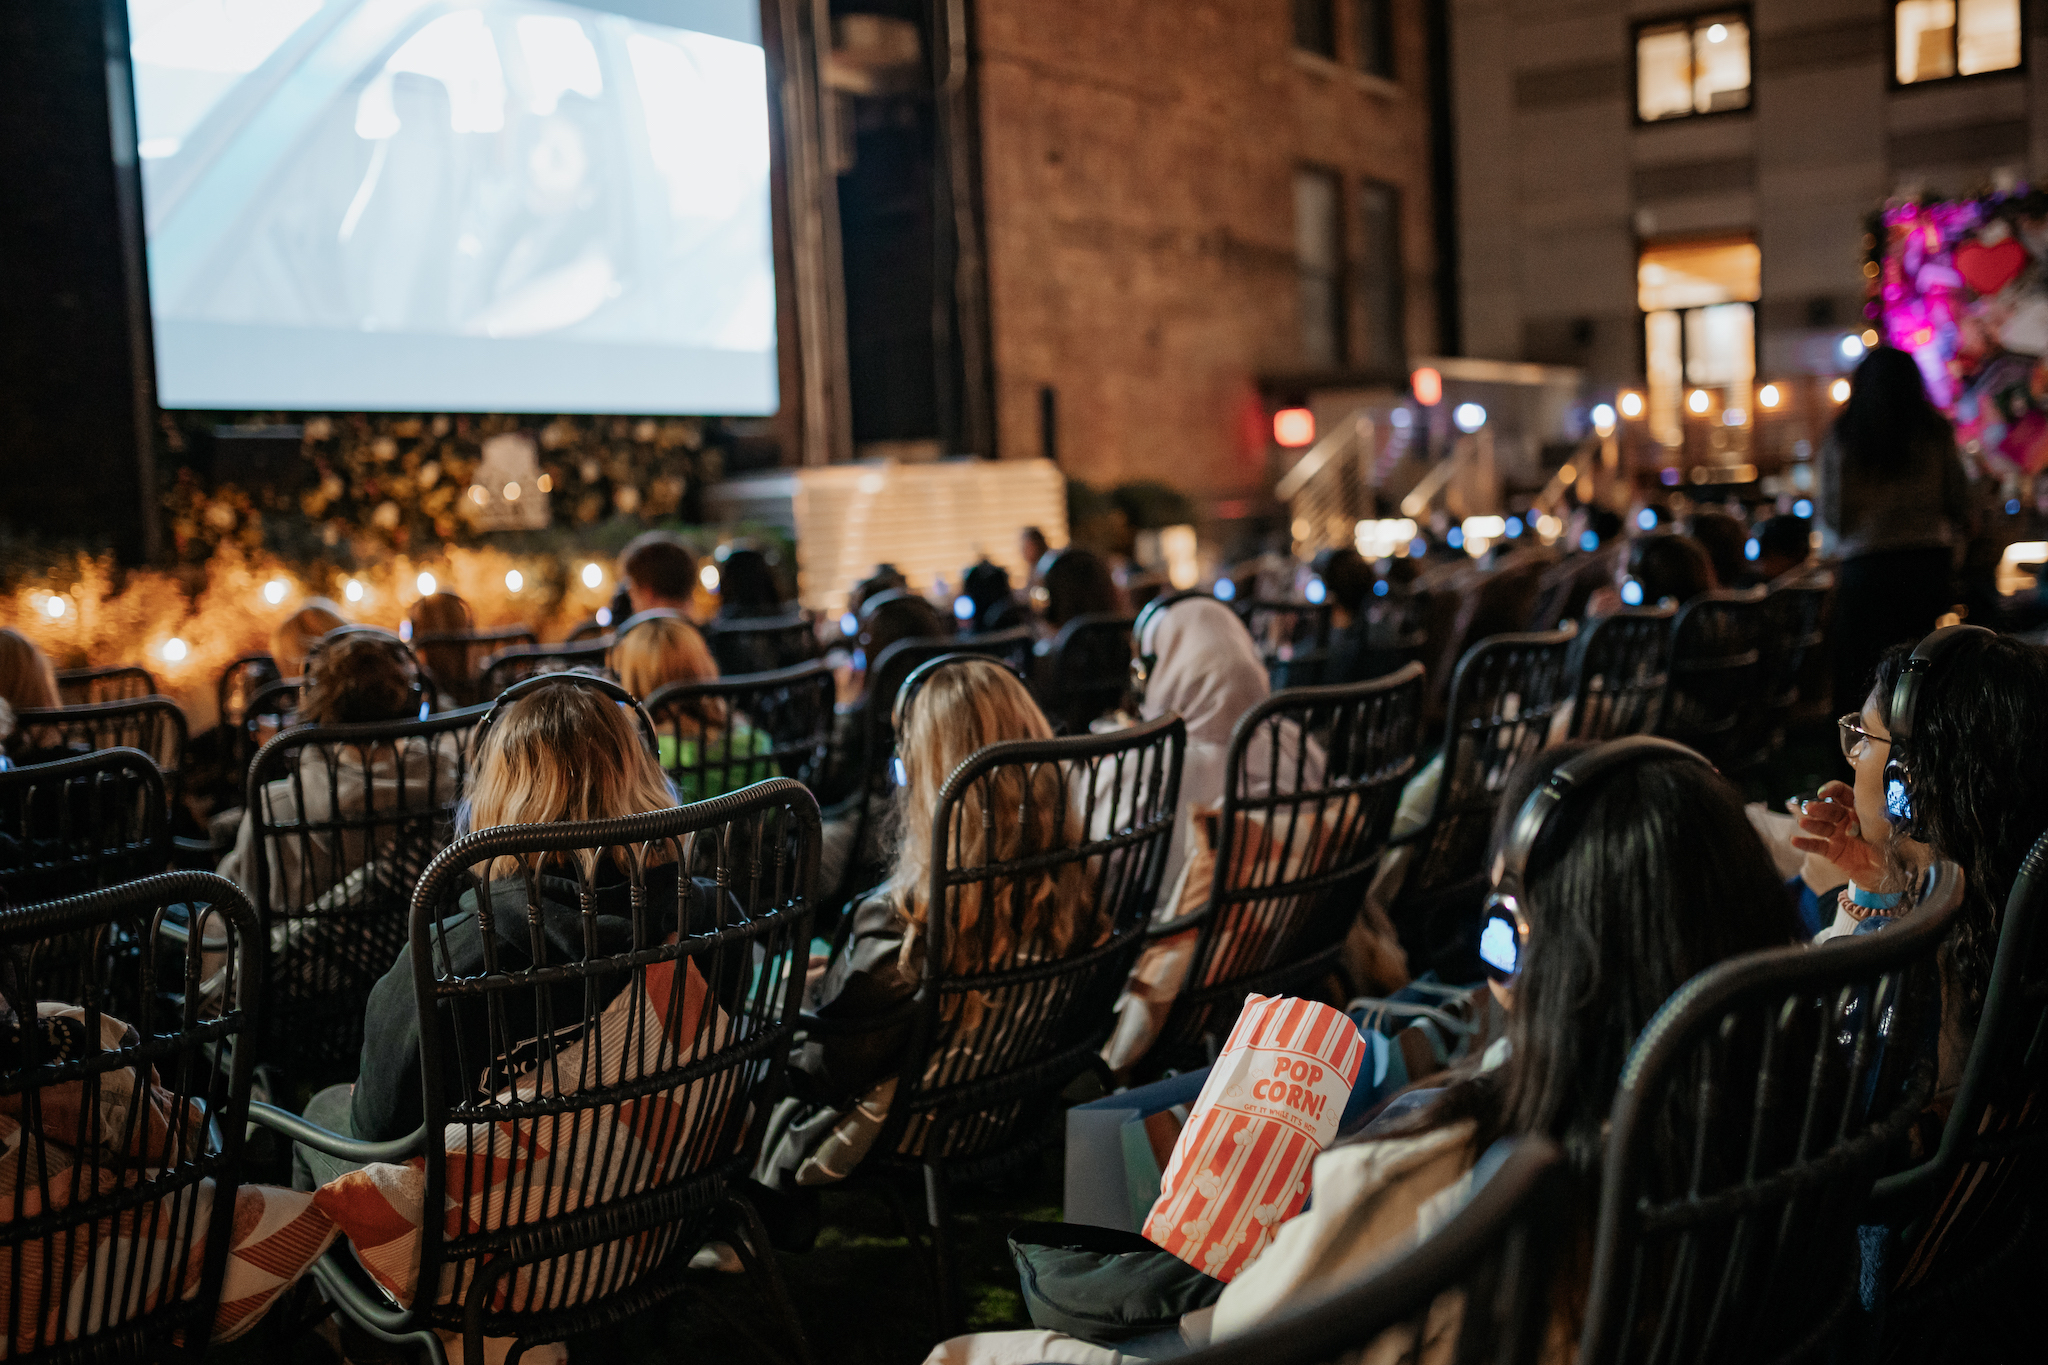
left=1639, top=238, right=1760, bottom=449
left=1295, top=168, right=1345, bottom=368
left=1896, top=0, right=2021, bottom=84
left=1355, top=0, right=1395, bottom=78
left=1356, top=181, right=1404, bottom=372
left=1636, top=12, right=1751, bottom=121
left=1294, top=0, right=1337, bottom=58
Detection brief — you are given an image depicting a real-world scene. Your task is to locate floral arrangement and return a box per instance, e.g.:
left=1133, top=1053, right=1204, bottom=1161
left=1873, top=190, right=2048, bottom=473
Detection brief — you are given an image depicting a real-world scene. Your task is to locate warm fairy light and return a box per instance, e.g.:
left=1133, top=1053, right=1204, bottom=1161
left=1687, top=389, right=1710, bottom=414
left=1273, top=408, right=1315, bottom=447
left=468, top=485, right=487, bottom=505
left=1411, top=367, right=1443, bottom=406
left=1557, top=464, right=1578, bottom=485
left=505, top=569, right=523, bottom=593
left=1536, top=514, right=1564, bottom=541
left=262, top=578, right=289, bottom=605
left=1618, top=391, right=1645, bottom=419
left=536, top=473, right=553, bottom=492
left=1758, top=383, right=1782, bottom=409
left=1591, top=403, right=1616, bottom=436
left=344, top=578, right=365, bottom=603
left=503, top=482, right=521, bottom=501
left=581, top=562, right=604, bottom=589
left=1830, top=378, right=1851, bottom=402
left=161, top=637, right=188, bottom=662
left=43, top=595, right=66, bottom=619
left=1355, top=518, right=1418, bottom=559
left=416, top=571, right=437, bottom=596
left=1861, top=328, right=1879, bottom=347
left=699, top=564, right=721, bottom=591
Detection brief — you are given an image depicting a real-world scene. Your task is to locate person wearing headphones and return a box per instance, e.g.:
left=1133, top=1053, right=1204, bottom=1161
left=215, top=627, right=454, bottom=910
left=609, top=610, right=777, bottom=801
left=755, top=656, right=1095, bottom=1197
left=926, top=737, right=1800, bottom=1365
left=294, top=675, right=737, bottom=1189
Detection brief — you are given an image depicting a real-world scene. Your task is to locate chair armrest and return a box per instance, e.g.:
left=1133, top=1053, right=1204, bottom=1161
left=171, top=836, right=217, bottom=871
left=1145, top=903, right=1210, bottom=939
left=249, top=1101, right=429, bottom=1164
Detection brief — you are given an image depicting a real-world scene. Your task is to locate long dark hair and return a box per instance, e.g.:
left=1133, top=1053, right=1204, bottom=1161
left=1872, top=633, right=2048, bottom=1028
left=1626, top=532, right=1716, bottom=606
left=1390, top=744, right=1799, bottom=1186
left=1040, top=548, right=1126, bottom=627
left=1834, top=345, right=1952, bottom=477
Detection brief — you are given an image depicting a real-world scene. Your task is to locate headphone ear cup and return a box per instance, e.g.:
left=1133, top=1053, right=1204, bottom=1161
left=1883, top=752, right=1913, bottom=832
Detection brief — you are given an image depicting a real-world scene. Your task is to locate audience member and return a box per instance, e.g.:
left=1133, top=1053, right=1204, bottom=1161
left=1019, top=527, right=1050, bottom=583
left=1591, top=531, right=1717, bottom=616
left=1036, top=547, right=1127, bottom=629
left=609, top=612, right=773, bottom=798
left=616, top=531, right=699, bottom=618
left=216, top=628, right=453, bottom=909
left=958, top=559, right=1030, bottom=635
left=1753, top=513, right=1814, bottom=582
left=295, top=680, right=711, bottom=1188
left=1688, top=509, right=1753, bottom=588
left=404, top=590, right=475, bottom=706
left=1312, top=547, right=1400, bottom=684
left=756, top=658, right=1094, bottom=1196
left=270, top=599, right=348, bottom=680
left=1819, top=345, right=1973, bottom=714
left=0, top=629, right=60, bottom=716
left=715, top=547, right=786, bottom=619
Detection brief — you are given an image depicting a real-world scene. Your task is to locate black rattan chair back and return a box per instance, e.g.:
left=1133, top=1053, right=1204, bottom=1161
left=54, top=665, right=157, bottom=706
left=0, top=871, right=259, bottom=1364
left=242, top=704, right=485, bottom=1085
left=1154, top=665, right=1428, bottom=1059
left=645, top=659, right=835, bottom=801
left=1395, top=626, right=1578, bottom=905
left=410, top=627, right=538, bottom=707
left=1578, top=861, right=1966, bottom=1365
left=870, top=715, right=1184, bottom=1168
left=239, top=675, right=302, bottom=765
left=1171, top=1136, right=1569, bottom=1365
left=702, top=612, right=816, bottom=677
left=1567, top=605, right=1676, bottom=741
left=1037, top=613, right=1134, bottom=734
left=216, top=654, right=282, bottom=791
left=1871, top=829, right=2048, bottom=1319
left=1654, top=588, right=1769, bottom=770
left=0, top=748, right=169, bottom=909
left=1234, top=597, right=1336, bottom=689
left=388, top=781, right=818, bottom=1360
left=476, top=639, right=611, bottom=696
left=9, top=698, right=190, bottom=812
left=1760, top=572, right=1834, bottom=742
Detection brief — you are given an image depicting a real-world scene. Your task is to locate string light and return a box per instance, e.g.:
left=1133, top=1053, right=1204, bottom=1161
left=43, top=595, right=66, bottom=619
left=1758, top=384, right=1781, bottom=409
left=1830, top=378, right=1851, bottom=402
left=1687, top=389, right=1710, bottom=414
left=505, top=570, right=523, bottom=593
left=263, top=578, right=289, bottom=606
left=503, top=482, right=521, bottom=501
left=699, top=564, right=721, bottom=591
left=1618, top=391, right=1645, bottom=419
left=416, top=571, right=437, bottom=596
left=161, top=638, right=188, bottom=662
left=344, top=579, right=365, bottom=603
left=582, top=563, right=604, bottom=590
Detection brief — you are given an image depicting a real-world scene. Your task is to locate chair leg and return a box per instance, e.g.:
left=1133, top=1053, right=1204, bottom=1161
left=729, top=1191, right=817, bottom=1365
left=924, top=1164, right=962, bottom=1338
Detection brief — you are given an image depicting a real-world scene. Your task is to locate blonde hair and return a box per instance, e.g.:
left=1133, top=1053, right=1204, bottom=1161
left=890, top=661, right=1096, bottom=1023
left=0, top=630, right=60, bottom=714
left=464, top=682, right=677, bottom=879
left=609, top=617, right=726, bottom=726
left=271, top=599, right=348, bottom=678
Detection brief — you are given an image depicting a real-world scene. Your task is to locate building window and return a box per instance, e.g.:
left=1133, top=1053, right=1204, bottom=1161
left=1356, top=180, right=1404, bottom=371
left=1896, top=0, right=2021, bottom=84
left=1296, top=168, right=1345, bottom=369
left=1356, top=0, right=1395, bottom=79
left=1638, top=239, right=1760, bottom=449
left=1294, top=0, right=1337, bottom=58
left=1636, top=11, right=1751, bottom=121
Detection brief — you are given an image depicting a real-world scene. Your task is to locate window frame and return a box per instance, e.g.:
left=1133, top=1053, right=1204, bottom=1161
left=1354, top=177, right=1406, bottom=373
left=1294, top=0, right=1339, bottom=60
left=1635, top=231, right=1763, bottom=452
left=1888, top=0, right=2026, bottom=91
left=1629, top=6, right=1756, bottom=127
left=1355, top=0, right=1396, bottom=81
left=1294, top=163, right=1349, bottom=371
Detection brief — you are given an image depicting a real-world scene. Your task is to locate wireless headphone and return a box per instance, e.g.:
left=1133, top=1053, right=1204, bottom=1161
left=1129, top=590, right=1213, bottom=695
left=1480, top=736, right=1713, bottom=982
left=891, top=651, right=1023, bottom=733
left=1883, top=623, right=1994, bottom=839
left=303, top=624, right=430, bottom=720
left=609, top=607, right=692, bottom=641
left=473, top=670, right=661, bottom=764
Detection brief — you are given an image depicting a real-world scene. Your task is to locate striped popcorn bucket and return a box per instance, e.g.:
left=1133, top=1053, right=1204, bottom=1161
left=1142, top=994, right=1365, bottom=1281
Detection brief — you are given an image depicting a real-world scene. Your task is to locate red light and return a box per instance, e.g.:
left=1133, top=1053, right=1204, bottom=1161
left=1411, top=367, right=1443, bottom=406
left=1273, top=408, right=1315, bottom=447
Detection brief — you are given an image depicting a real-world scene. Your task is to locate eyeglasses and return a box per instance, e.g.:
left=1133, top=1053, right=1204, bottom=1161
left=1838, top=713, right=1891, bottom=760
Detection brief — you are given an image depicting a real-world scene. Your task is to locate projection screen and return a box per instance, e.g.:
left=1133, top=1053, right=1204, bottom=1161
left=124, top=0, right=778, bottom=414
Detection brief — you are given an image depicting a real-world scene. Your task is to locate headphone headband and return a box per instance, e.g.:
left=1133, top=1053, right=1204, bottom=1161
left=891, top=651, right=1022, bottom=734
left=305, top=625, right=429, bottom=719
left=1130, top=590, right=1213, bottom=694
left=475, top=671, right=662, bottom=764
left=1482, top=737, right=1713, bottom=980
left=610, top=608, right=692, bottom=641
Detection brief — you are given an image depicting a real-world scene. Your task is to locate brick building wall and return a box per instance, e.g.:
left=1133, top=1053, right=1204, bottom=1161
left=971, top=0, right=1437, bottom=503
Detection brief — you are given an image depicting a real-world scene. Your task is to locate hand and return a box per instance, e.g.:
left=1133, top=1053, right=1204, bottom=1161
left=804, top=953, right=830, bottom=994
left=1788, top=780, right=1885, bottom=886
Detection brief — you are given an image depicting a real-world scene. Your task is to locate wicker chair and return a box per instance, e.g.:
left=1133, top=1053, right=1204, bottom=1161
left=0, top=748, right=170, bottom=907
left=1577, top=861, right=1966, bottom=1365
left=476, top=639, right=612, bottom=697
left=216, top=654, right=283, bottom=791
left=1169, top=1136, right=1568, bottom=1365
left=53, top=664, right=157, bottom=706
left=1233, top=597, right=1336, bottom=689
left=8, top=697, right=191, bottom=819
left=1759, top=570, right=1835, bottom=744
left=1868, top=829, right=2048, bottom=1343
left=239, top=704, right=488, bottom=1087
left=1391, top=626, right=1577, bottom=922
left=253, top=780, right=820, bottom=1365
left=1036, top=612, right=1134, bottom=734
left=0, top=871, right=260, bottom=1363
left=702, top=611, right=817, bottom=677
left=1655, top=587, right=1771, bottom=771
left=1147, top=664, right=1428, bottom=1063
left=644, top=659, right=835, bottom=801
left=1565, top=604, right=1676, bottom=741
left=814, top=713, right=1185, bottom=1332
